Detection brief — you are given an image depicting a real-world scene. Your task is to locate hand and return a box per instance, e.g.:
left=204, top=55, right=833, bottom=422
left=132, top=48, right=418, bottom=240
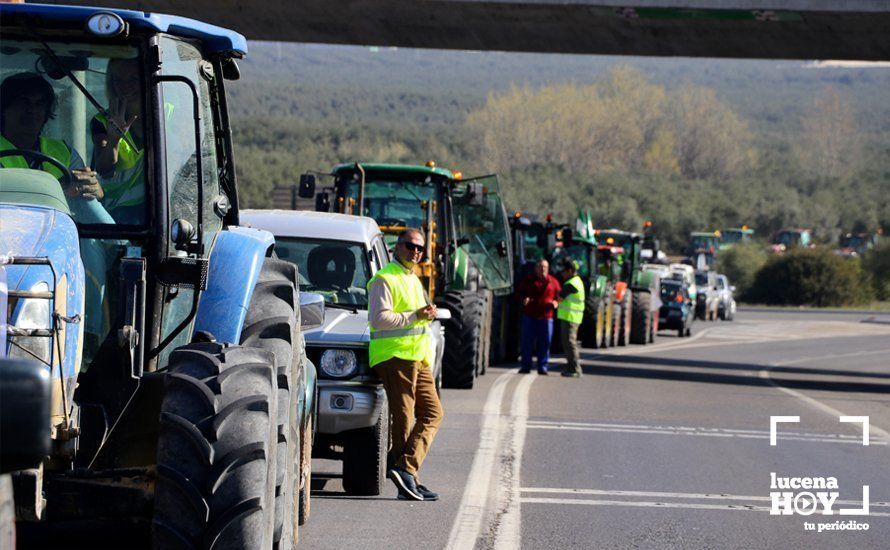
left=522, top=297, right=531, bottom=306
left=106, top=97, right=138, bottom=141
left=551, top=300, right=559, bottom=309
left=67, top=169, right=104, bottom=200
left=417, top=304, right=438, bottom=321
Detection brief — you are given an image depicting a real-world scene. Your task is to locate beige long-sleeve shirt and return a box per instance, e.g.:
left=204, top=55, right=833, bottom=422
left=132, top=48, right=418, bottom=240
left=368, top=260, right=423, bottom=330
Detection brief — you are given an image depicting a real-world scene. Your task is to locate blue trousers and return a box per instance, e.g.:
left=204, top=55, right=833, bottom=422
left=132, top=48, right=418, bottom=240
left=520, top=315, right=553, bottom=372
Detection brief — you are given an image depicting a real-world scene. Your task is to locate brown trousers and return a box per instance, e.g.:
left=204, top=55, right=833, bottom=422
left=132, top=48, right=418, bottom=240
left=375, top=357, right=444, bottom=478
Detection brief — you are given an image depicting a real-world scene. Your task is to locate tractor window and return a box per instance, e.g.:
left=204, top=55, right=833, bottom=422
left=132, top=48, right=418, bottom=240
left=345, top=178, right=438, bottom=229
left=0, top=39, right=147, bottom=225
left=159, top=36, right=224, bottom=252
left=452, top=175, right=512, bottom=291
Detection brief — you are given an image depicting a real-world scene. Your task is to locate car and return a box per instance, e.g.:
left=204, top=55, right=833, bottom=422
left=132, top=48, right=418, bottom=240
left=694, top=270, right=720, bottom=321
left=715, top=274, right=736, bottom=321
left=658, top=279, right=694, bottom=337
left=241, top=209, right=446, bottom=496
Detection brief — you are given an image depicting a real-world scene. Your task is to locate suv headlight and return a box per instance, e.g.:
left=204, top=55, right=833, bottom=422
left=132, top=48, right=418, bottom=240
left=319, top=349, right=358, bottom=378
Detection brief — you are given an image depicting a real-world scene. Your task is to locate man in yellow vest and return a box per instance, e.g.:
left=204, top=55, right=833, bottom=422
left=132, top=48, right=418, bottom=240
left=557, top=259, right=585, bottom=377
left=0, top=72, right=110, bottom=224
left=368, top=228, right=443, bottom=501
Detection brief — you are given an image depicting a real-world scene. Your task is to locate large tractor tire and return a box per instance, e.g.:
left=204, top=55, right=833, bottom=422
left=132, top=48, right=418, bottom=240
left=579, top=295, right=603, bottom=349
left=478, top=290, right=493, bottom=376
left=489, top=295, right=505, bottom=365
left=608, top=300, right=620, bottom=347
left=153, top=343, right=279, bottom=550
left=240, top=258, right=301, bottom=549
left=298, top=415, right=313, bottom=526
left=617, top=291, right=632, bottom=346
left=630, top=291, right=652, bottom=345
left=342, top=398, right=389, bottom=496
left=441, top=290, right=486, bottom=389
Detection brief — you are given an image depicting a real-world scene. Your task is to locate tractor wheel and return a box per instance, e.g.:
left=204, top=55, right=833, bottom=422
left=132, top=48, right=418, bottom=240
left=609, top=301, right=620, bottom=347
left=489, top=295, right=507, bottom=365
left=239, top=258, right=301, bottom=549
left=678, top=328, right=685, bottom=338
left=342, top=398, right=389, bottom=496
left=630, top=291, right=652, bottom=345
left=297, top=415, right=313, bottom=526
left=478, top=290, right=493, bottom=376
left=580, top=295, right=603, bottom=348
left=441, top=290, right=486, bottom=389
left=649, top=310, right=658, bottom=343
left=0, top=475, right=13, bottom=550
left=618, top=291, right=632, bottom=346
left=153, top=343, right=278, bottom=550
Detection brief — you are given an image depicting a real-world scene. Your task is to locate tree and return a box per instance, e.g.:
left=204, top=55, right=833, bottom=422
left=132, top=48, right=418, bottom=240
left=795, top=88, right=861, bottom=183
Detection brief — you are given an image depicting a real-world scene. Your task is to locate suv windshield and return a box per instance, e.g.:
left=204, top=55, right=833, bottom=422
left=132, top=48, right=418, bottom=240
left=1, top=38, right=147, bottom=226
left=661, top=282, right=683, bottom=301
left=275, top=237, right=372, bottom=307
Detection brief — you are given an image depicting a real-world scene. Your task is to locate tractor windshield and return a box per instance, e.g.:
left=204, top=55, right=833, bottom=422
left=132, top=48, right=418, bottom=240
left=690, top=235, right=719, bottom=250
left=274, top=237, right=372, bottom=307
left=452, top=175, right=512, bottom=291
left=721, top=231, right=744, bottom=244
left=0, top=38, right=147, bottom=226
left=551, top=244, right=591, bottom=280
left=345, top=178, right=440, bottom=246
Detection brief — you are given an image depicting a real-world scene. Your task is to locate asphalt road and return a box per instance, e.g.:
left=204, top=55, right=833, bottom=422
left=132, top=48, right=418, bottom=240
left=300, top=310, right=890, bottom=549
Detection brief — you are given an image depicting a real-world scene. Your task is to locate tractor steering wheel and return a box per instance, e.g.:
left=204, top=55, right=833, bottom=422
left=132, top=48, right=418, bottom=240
left=0, top=148, right=74, bottom=189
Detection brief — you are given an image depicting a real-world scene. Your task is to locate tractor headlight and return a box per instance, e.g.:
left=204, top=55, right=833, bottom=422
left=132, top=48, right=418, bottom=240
left=8, top=282, right=51, bottom=365
left=319, top=349, right=358, bottom=378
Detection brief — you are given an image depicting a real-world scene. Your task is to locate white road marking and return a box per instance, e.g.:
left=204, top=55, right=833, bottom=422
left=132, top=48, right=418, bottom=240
left=445, top=371, right=513, bottom=550
left=520, top=487, right=890, bottom=508
left=525, top=420, right=888, bottom=445
left=492, top=373, right=535, bottom=550
left=520, top=498, right=890, bottom=516
left=759, top=348, right=890, bottom=444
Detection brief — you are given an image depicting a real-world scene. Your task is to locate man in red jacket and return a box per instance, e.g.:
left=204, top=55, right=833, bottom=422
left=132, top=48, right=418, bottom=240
left=515, top=259, right=562, bottom=374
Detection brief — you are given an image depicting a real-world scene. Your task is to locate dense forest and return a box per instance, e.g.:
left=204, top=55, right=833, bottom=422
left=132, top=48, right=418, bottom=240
left=228, top=43, right=890, bottom=252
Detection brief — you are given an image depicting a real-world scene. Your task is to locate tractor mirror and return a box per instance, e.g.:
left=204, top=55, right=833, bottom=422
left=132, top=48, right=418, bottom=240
left=0, top=358, right=51, bottom=473
left=315, top=192, right=330, bottom=212
left=497, top=240, right=508, bottom=257
left=300, top=293, right=325, bottom=330
left=298, top=174, right=316, bottom=198
left=468, top=182, right=485, bottom=207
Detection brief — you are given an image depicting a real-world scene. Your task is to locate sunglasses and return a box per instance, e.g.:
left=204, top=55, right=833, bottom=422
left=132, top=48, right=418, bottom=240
left=400, top=242, right=424, bottom=252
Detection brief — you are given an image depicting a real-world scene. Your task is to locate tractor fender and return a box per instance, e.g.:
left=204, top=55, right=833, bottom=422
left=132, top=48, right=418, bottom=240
left=614, top=281, right=628, bottom=302
left=194, top=226, right=275, bottom=344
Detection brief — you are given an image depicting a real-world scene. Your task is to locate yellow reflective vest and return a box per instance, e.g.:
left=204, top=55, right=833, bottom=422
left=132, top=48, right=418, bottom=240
left=0, top=135, right=71, bottom=180
left=367, top=261, right=431, bottom=367
left=557, top=275, right=585, bottom=325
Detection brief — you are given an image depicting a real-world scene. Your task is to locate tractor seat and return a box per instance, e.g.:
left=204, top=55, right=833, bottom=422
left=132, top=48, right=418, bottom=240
left=0, top=168, right=70, bottom=215
left=307, top=245, right=356, bottom=290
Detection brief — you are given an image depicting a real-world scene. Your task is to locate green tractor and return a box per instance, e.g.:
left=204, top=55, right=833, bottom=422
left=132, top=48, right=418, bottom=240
left=719, top=226, right=755, bottom=251
left=686, top=231, right=722, bottom=269
left=595, top=228, right=661, bottom=346
left=303, top=162, right=513, bottom=388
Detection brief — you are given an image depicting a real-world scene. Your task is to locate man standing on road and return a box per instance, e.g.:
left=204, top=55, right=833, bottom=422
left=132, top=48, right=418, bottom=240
left=368, top=228, right=444, bottom=501
left=557, top=260, right=585, bottom=378
left=516, top=259, right=562, bottom=374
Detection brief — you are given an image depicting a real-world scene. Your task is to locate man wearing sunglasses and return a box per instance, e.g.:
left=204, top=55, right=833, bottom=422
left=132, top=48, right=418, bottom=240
left=368, top=228, right=443, bottom=501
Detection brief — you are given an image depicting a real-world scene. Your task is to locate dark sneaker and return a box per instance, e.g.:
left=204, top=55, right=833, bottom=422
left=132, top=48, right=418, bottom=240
left=416, top=484, right=440, bottom=501
left=518, top=368, right=531, bottom=374
left=537, top=369, right=548, bottom=375
left=388, top=468, right=423, bottom=501
left=561, top=372, right=581, bottom=378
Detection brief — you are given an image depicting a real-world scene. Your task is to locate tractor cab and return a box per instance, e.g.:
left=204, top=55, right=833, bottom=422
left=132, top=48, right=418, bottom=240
left=1, top=4, right=318, bottom=544
left=771, top=228, right=813, bottom=253
left=720, top=226, right=755, bottom=249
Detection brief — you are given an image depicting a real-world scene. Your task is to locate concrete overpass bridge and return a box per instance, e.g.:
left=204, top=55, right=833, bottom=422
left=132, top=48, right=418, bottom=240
left=48, top=1, right=890, bottom=59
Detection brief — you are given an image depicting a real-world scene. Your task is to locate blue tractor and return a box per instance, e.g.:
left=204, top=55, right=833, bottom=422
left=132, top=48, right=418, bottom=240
left=0, top=4, right=318, bottom=547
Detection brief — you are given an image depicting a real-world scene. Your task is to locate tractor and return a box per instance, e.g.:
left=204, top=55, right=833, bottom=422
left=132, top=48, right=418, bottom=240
left=719, top=226, right=755, bottom=251
left=0, top=4, right=319, bottom=547
left=685, top=231, right=722, bottom=269
left=771, top=228, right=813, bottom=254
left=595, top=228, right=661, bottom=346
left=303, top=162, right=513, bottom=388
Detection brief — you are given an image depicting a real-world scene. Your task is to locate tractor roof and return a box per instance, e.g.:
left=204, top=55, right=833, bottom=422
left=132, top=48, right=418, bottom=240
left=0, top=2, right=247, bottom=57
left=332, top=163, right=455, bottom=180
left=690, top=231, right=720, bottom=237
left=597, top=228, right=640, bottom=239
